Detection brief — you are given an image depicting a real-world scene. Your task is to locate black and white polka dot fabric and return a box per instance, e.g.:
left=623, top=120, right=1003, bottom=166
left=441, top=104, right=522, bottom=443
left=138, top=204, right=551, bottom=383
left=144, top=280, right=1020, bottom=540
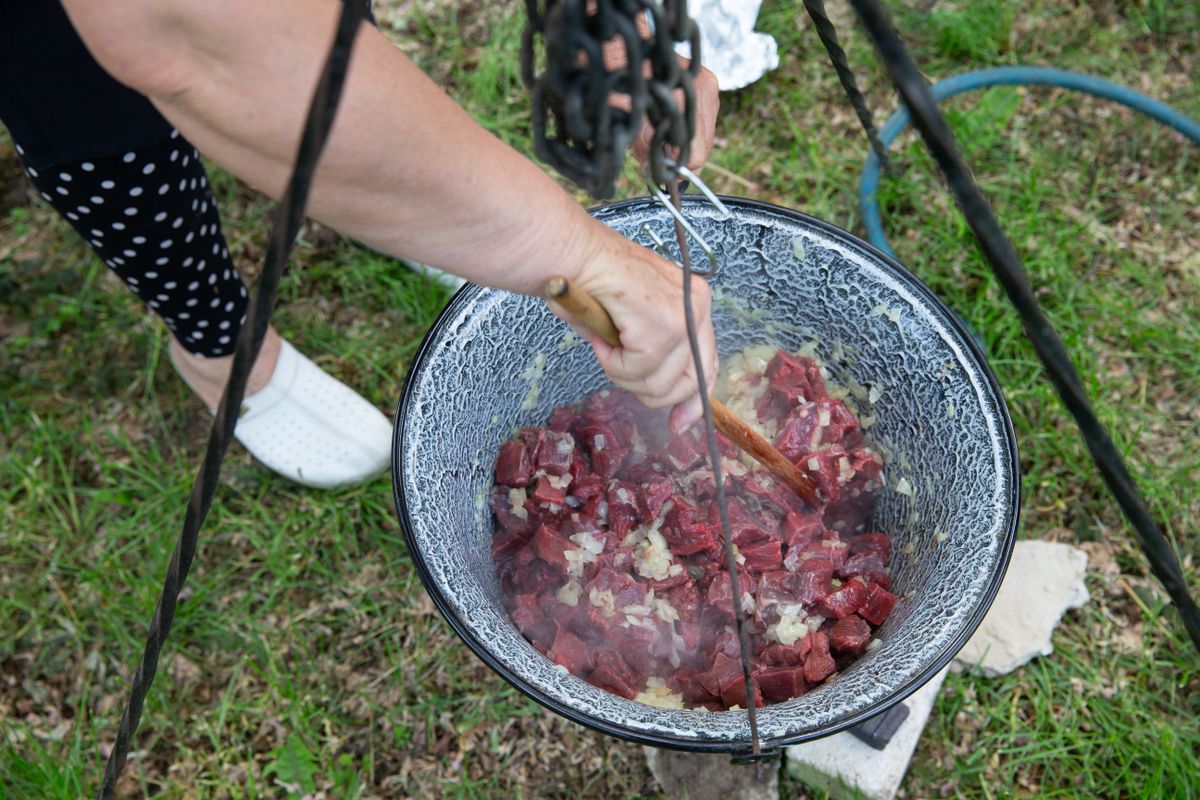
left=17, top=130, right=248, bottom=357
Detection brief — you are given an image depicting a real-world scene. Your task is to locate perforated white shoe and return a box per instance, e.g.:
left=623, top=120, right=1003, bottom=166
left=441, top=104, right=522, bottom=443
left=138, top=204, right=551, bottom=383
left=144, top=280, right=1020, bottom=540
left=178, top=339, right=393, bottom=488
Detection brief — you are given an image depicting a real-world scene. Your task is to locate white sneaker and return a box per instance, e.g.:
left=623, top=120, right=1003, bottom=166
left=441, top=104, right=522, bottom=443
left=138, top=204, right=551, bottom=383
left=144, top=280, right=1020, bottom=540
left=186, top=339, right=393, bottom=488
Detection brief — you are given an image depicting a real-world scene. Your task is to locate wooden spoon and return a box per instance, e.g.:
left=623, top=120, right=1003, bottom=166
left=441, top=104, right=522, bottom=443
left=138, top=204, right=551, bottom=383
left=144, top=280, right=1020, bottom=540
left=545, top=276, right=820, bottom=508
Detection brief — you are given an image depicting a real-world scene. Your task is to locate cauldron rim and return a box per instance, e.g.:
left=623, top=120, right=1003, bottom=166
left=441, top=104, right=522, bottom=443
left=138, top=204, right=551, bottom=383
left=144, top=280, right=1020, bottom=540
left=391, top=195, right=1020, bottom=752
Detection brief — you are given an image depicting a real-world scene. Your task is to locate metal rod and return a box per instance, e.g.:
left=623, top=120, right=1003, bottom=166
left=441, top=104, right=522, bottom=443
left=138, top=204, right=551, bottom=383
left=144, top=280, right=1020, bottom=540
left=667, top=178, right=763, bottom=757
left=847, top=0, right=1200, bottom=651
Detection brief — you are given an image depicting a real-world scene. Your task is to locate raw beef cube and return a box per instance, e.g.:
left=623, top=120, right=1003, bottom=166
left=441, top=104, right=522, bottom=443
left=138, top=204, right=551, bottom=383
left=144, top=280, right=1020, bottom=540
left=727, top=498, right=777, bottom=546
left=766, top=352, right=826, bottom=400
left=825, top=399, right=859, bottom=441
left=705, top=571, right=734, bottom=615
left=489, top=486, right=531, bottom=535
left=755, top=571, right=795, bottom=608
left=756, top=667, right=808, bottom=703
left=639, top=477, right=674, bottom=520
left=663, top=501, right=719, bottom=556
left=783, top=512, right=824, bottom=552
left=513, top=561, right=558, bottom=594
left=839, top=551, right=890, bottom=588
left=578, top=422, right=627, bottom=480
left=548, top=627, right=592, bottom=674
left=774, top=404, right=822, bottom=461
left=850, top=446, right=884, bottom=481
left=622, top=456, right=665, bottom=485
left=571, top=473, right=606, bottom=502
left=650, top=570, right=690, bottom=591
left=536, top=430, right=575, bottom=476
left=588, top=650, right=639, bottom=699
left=829, top=615, right=872, bottom=655
left=511, top=597, right=557, bottom=649
left=761, top=635, right=812, bottom=667
left=720, top=673, right=763, bottom=710
left=671, top=667, right=717, bottom=704
left=519, top=427, right=544, bottom=454
left=606, top=481, right=640, bottom=537
left=815, top=580, right=868, bottom=619
left=666, top=432, right=705, bottom=472
left=673, top=621, right=706, bottom=662
left=799, top=448, right=847, bottom=503
left=531, top=475, right=567, bottom=507
left=491, top=528, right=528, bottom=561
left=848, top=532, right=891, bottom=558
left=668, top=583, right=704, bottom=622
left=588, top=567, right=645, bottom=608
left=792, top=559, right=835, bottom=603
left=618, top=625, right=661, bottom=678
left=860, top=582, right=898, bottom=626
left=740, top=539, right=783, bottom=572
left=803, top=631, right=836, bottom=683
left=568, top=450, right=589, bottom=482
left=531, top=524, right=573, bottom=571
left=810, top=537, right=849, bottom=569
left=697, top=651, right=743, bottom=698
left=495, top=441, right=533, bottom=487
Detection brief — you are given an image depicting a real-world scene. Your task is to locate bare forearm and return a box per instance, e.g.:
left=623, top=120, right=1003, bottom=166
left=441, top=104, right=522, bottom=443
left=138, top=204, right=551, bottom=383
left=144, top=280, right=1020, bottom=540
left=62, top=0, right=601, bottom=293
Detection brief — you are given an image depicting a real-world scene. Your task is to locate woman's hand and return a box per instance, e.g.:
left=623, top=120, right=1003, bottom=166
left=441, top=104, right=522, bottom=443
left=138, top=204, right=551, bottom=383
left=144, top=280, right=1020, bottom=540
left=630, top=64, right=720, bottom=174
left=548, top=234, right=717, bottom=431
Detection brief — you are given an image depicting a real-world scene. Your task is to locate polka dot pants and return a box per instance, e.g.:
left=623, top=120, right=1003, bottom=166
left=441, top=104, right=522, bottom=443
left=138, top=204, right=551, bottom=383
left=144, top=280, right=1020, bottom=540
left=17, top=129, right=248, bottom=357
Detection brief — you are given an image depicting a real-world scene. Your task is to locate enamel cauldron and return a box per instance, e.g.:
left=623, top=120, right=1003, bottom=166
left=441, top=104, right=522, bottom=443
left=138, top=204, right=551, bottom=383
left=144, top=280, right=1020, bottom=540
left=392, top=196, right=1019, bottom=751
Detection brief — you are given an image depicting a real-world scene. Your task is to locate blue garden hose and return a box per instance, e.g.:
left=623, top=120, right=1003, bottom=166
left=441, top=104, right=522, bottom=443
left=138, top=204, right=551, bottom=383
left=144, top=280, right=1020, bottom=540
left=859, top=65, right=1200, bottom=259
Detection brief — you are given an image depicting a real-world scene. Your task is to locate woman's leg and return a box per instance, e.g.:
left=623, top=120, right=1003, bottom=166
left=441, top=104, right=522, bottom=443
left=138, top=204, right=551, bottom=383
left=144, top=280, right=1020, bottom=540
left=17, top=132, right=249, bottom=357
left=1, top=2, right=392, bottom=487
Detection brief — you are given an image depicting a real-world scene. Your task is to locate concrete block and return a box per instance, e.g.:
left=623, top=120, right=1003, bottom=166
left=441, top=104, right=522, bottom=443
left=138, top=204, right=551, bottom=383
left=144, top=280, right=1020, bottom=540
left=785, top=667, right=950, bottom=800
left=952, top=540, right=1089, bottom=677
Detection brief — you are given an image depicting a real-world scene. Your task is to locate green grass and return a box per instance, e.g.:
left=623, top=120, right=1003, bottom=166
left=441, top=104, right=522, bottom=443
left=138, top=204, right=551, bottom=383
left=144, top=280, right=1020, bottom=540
left=2, top=0, right=1198, bottom=797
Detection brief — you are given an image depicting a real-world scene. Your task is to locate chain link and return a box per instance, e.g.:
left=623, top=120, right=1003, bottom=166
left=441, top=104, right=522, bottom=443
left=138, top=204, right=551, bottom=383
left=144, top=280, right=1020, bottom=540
left=521, top=0, right=700, bottom=197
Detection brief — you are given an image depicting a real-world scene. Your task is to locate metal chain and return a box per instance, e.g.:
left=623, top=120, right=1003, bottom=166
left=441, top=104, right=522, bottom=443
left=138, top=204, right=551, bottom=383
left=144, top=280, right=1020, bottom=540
left=96, top=3, right=368, bottom=795
left=802, top=0, right=892, bottom=172
left=521, top=0, right=701, bottom=196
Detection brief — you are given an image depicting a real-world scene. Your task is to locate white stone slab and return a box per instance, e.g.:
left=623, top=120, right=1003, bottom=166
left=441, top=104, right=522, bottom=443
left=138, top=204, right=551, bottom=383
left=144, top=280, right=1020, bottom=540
left=952, top=540, right=1089, bottom=678
left=785, top=666, right=950, bottom=800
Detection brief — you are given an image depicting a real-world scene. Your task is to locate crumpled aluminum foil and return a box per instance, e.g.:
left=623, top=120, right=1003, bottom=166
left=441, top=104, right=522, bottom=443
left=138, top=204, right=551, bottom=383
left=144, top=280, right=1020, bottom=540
left=677, top=0, right=780, bottom=91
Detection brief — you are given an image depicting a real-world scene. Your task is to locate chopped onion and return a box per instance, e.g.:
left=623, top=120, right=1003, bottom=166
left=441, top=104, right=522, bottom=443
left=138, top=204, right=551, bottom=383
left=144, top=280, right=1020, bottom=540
left=556, top=580, right=582, bottom=607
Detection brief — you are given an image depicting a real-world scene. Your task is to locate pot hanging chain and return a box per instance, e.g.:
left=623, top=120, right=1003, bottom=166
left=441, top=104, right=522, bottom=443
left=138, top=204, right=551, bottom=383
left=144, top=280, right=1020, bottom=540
left=521, top=0, right=701, bottom=198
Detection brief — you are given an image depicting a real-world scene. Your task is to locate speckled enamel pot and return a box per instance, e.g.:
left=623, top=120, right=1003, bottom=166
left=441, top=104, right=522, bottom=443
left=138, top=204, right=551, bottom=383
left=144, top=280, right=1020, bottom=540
left=392, top=197, right=1019, bottom=753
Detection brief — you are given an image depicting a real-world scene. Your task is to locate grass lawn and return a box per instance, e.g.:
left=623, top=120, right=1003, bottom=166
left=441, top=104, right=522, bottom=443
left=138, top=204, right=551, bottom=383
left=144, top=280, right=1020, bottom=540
left=2, top=0, right=1198, bottom=797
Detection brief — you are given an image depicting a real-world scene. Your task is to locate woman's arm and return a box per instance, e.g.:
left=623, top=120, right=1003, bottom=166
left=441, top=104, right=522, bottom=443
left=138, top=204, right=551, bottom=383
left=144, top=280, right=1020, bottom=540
left=60, top=0, right=717, bottom=415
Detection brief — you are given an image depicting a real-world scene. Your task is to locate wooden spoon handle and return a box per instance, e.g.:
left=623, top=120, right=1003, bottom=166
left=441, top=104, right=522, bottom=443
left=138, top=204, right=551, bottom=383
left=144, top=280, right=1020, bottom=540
left=543, top=277, right=820, bottom=508
left=545, top=276, right=622, bottom=348
left=707, top=401, right=820, bottom=507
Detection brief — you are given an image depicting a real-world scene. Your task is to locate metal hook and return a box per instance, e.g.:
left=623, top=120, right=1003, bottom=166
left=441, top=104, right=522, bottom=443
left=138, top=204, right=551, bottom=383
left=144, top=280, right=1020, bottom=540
left=646, top=182, right=721, bottom=274
left=639, top=223, right=713, bottom=276
left=644, top=160, right=733, bottom=276
left=669, top=162, right=733, bottom=221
